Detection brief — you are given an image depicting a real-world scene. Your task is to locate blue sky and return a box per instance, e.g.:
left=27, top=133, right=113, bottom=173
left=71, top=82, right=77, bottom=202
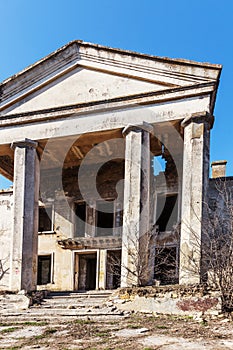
left=0, top=0, right=233, bottom=188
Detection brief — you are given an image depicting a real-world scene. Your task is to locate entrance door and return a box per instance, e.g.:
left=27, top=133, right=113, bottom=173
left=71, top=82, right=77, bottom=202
left=86, top=258, right=97, bottom=290
left=76, top=253, right=97, bottom=291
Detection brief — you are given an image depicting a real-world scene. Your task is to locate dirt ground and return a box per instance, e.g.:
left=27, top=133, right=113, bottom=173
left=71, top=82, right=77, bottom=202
left=0, top=313, right=233, bottom=350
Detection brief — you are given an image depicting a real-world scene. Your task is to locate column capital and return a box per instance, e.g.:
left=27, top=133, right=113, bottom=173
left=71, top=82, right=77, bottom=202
left=11, top=138, right=38, bottom=151
left=122, top=121, right=153, bottom=137
left=181, top=112, right=214, bottom=130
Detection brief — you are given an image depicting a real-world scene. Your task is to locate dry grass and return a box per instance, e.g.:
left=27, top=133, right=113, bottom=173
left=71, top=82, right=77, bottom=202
left=0, top=313, right=232, bottom=349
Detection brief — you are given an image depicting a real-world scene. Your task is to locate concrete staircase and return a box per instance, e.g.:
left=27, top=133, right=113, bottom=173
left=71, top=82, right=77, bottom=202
left=0, top=290, right=126, bottom=321
left=37, top=290, right=114, bottom=309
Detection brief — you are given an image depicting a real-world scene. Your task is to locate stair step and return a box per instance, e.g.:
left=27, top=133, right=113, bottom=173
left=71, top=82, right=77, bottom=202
left=47, top=295, right=110, bottom=300
left=1, top=311, right=124, bottom=318
left=32, top=290, right=114, bottom=312
left=39, top=303, right=105, bottom=308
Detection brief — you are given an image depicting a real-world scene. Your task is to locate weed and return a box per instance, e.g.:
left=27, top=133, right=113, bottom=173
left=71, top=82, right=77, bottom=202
left=22, top=321, right=48, bottom=326
left=34, top=328, right=57, bottom=340
left=186, top=315, right=193, bottom=319
left=156, top=325, right=168, bottom=329
left=0, top=322, right=15, bottom=327
left=95, top=331, right=109, bottom=337
left=0, top=321, right=48, bottom=327
left=34, top=334, right=44, bottom=340
left=1, top=327, right=18, bottom=333
left=127, top=324, right=141, bottom=329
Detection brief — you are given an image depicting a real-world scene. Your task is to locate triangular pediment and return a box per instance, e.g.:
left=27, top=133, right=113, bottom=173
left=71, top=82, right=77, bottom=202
left=0, top=40, right=221, bottom=115
left=2, top=67, right=174, bottom=115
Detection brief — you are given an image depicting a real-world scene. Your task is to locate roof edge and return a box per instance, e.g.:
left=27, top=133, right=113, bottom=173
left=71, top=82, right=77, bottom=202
left=0, top=40, right=222, bottom=89
left=76, top=40, right=222, bottom=69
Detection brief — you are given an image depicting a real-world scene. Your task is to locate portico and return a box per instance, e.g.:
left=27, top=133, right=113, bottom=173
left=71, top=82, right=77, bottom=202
left=0, top=41, right=221, bottom=291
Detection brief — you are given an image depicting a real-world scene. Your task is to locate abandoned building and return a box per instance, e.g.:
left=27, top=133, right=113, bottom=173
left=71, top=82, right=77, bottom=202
left=0, top=40, right=223, bottom=292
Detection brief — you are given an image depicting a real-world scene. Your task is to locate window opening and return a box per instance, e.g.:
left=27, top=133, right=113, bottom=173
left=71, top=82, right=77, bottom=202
left=75, top=202, right=86, bottom=237
left=38, top=206, right=52, bottom=232
left=96, top=201, right=114, bottom=236
left=37, top=255, right=52, bottom=285
left=156, top=194, right=178, bottom=231
left=154, top=246, right=178, bottom=285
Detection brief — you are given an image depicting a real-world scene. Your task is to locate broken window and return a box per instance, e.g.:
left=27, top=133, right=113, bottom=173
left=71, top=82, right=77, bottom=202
left=38, top=206, right=52, bottom=232
left=96, top=201, right=114, bottom=236
left=154, top=246, right=178, bottom=285
left=75, top=202, right=86, bottom=237
left=106, top=250, right=121, bottom=289
left=156, top=194, right=178, bottom=232
left=153, top=155, right=166, bottom=175
left=37, top=255, right=52, bottom=285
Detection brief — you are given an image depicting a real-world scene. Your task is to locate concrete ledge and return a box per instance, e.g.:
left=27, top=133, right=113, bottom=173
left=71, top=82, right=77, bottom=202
left=0, top=293, right=30, bottom=313
left=112, top=286, right=222, bottom=317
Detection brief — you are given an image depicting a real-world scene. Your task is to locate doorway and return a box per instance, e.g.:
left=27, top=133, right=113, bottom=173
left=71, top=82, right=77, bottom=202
left=76, top=253, right=97, bottom=291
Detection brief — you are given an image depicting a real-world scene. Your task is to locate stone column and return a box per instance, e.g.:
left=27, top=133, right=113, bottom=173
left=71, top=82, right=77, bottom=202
left=121, top=122, right=152, bottom=287
left=10, top=139, right=40, bottom=292
left=179, top=113, right=212, bottom=284
left=98, top=249, right=107, bottom=289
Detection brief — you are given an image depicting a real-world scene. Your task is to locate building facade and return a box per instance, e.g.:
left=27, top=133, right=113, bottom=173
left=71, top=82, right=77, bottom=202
left=0, top=41, right=222, bottom=292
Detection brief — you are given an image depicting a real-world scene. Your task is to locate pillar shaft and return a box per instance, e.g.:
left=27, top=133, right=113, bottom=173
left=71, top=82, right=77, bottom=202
left=179, top=115, right=210, bottom=284
left=98, top=249, right=107, bottom=289
left=121, top=123, right=152, bottom=287
left=10, top=139, right=40, bottom=292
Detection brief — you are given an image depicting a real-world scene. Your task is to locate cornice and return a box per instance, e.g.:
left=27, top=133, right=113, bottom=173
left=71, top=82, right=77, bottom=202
left=0, top=82, right=216, bottom=128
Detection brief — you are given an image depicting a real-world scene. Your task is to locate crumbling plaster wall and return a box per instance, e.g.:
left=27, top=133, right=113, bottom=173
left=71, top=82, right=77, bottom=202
left=0, top=189, right=74, bottom=291
left=0, top=190, right=13, bottom=290
left=208, top=177, right=233, bottom=224
left=38, top=234, right=73, bottom=291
